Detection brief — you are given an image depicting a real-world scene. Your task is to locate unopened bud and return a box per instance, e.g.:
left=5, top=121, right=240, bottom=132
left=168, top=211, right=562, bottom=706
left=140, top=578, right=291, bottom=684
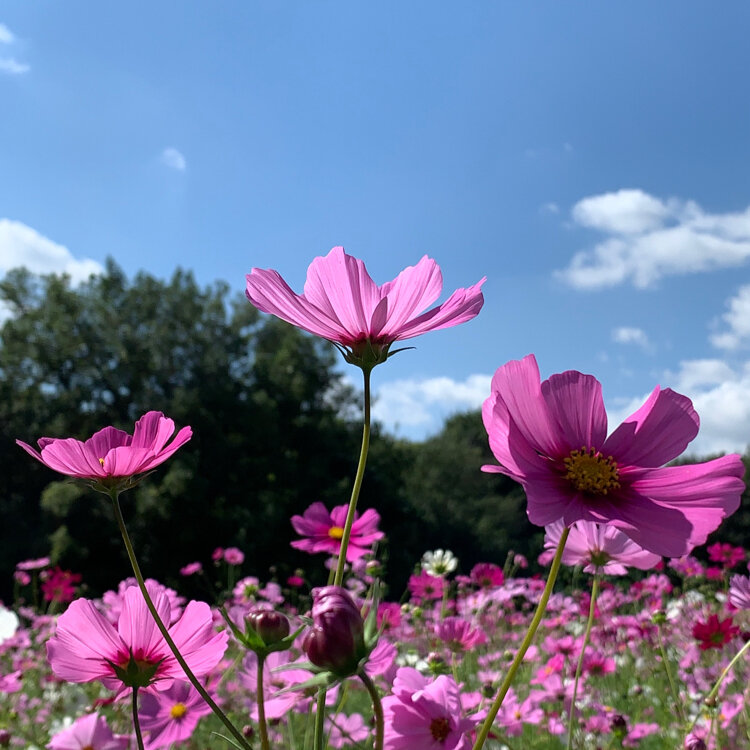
left=0, top=730, right=10, bottom=748
left=246, top=607, right=290, bottom=645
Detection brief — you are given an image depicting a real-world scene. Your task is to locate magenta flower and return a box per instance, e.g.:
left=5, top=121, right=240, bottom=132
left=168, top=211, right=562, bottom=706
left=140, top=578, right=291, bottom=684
left=482, top=354, right=745, bottom=557
left=382, top=667, right=478, bottom=750
left=138, top=681, right=212, bottom=749
left=245, top=247, right=485, bottom=368
left=291, top=501, right=383, bottom=561
left=47, top=713, right=127, bottom=750
left=46, top=581, right=227, bottom=692
left=17, top=411, right=191, bottom=485
left=540, top=520, right=661, bottom=575
left=435, top=617, right=487, bottom=652
left=407, top=570, right=446, bottom=602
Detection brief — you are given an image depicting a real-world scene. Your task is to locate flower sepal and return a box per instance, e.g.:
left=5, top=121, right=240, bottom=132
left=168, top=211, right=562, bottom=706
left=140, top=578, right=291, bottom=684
left=220, top=606, right=304, bottom=658
left=107, top=652, right=164, bottom=689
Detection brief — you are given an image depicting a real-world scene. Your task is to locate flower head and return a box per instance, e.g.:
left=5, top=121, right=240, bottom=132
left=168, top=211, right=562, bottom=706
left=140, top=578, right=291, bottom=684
left=245, top=247, right=485, bottom=369
left=421, top=549, right=458, bottom=578
left=47, top=712, right=127, bottom=750
left=692, top=614, right=740, bottom=651
left=729, top=574, right=750, bottom=610
left=17, top=411, right=191, bottom=489
left=482, top=355, right=745, bottom=557
left=138, top=681, right=212, bottom=749
left=540, top=520, right=661, bottom=575
left=41, top=567, right=82, bottom=604
left=291, top=502, right=383, bottom=562
left=46, top=581, right=227, bottom=692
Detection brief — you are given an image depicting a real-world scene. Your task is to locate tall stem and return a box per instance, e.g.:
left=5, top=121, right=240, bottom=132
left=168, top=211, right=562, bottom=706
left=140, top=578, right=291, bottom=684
left=257, top=654, right=270, bottom=750
left=656, top=621, right=686, bottom=724
left=334, top=368, right=371, bottom=587
left=132, top=687, right=145, bottom=750
left=472, top=527, right=570, bottom=750
left=109, top=492, right=252, bottom=750
left=359, top=671, right=384, bottom=750
left=566, top=575, right=600, bottom=750
left=314, top=690, right=326, bottom=750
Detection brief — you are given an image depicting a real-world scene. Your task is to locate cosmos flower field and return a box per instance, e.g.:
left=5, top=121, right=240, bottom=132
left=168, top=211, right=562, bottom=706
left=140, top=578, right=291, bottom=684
left=2, top=247, right=748, bottom=749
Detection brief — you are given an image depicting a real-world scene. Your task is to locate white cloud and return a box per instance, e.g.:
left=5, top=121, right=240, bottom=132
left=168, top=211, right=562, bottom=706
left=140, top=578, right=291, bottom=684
left=161, top=147, right=187, bottom=171
left=0, top=219, right=103, bottom=283
left=0, top=23, right=15, bottom=44
left=612, top=326, right=650, bottom=349
left=540, top=202, right=560, bottom=215
left=558, top=189, right=750, bottom=289
left=711, top=284, right=750, bottom=350
left=607, top=359, right=750, bottom=456
left=0, top=57, right=29, bottom=75
left=371, top=374, right=491, bottom=438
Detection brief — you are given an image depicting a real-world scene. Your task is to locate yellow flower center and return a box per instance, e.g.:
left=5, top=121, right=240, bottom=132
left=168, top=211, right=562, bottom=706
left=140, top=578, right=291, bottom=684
left=170, top=702, right=188, bottom=719
left=98, top=457, right=105, bottom=466
left=328, top=526, right=345, bottom=540
left=563, top=447, right=620, bottom=495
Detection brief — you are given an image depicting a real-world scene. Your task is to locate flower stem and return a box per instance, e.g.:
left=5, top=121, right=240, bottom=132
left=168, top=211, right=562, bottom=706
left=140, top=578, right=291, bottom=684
left=314, top=689, right=326, bottom=750
left=472, top=527, right=570, bottom=750
left=656, top=621, right=686, bottom=724
left=132, top=686, right=145, bottom=750
left=108, top=492, right=252, bottom=750
left=334, top=368, right=371, bottom=587
left=359, top=671, right=384, bottom=750
left=257, top=654, right=270, bottom=750
left=566, top=575, right=600, bottom=750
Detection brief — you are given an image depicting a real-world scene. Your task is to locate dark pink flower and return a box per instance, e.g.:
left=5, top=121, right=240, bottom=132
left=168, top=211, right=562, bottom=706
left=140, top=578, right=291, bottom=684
left=382, top=667, right=478, bottom=750
left=246, top=247, right=485, bottom=368
left=436, top=617, right=486, bottom=652
left=707, top=542, right=746, bottom=568
left=46, top=581, right=227, bottom=692
left=179, top=562, right=202, bottom=577
left=482, top=355, right=745, bottom=557
left=469, top=563, right=504, bottom=588
left=138, top=681, right=212, bottom=749
left=291, top=502, right=383, bottom=562
left=692, top=614, right=740, bottom=651
left=47, top=712, right=127, bottom=750
left=222, top=547, right=245, bottom=565
left=41, top=567, right=82, bottom=604
left=17, top=411, right=191, bottom=483
left=407, top=571, right=446, bottom=602
left=541, top=520, right=661, bottom=575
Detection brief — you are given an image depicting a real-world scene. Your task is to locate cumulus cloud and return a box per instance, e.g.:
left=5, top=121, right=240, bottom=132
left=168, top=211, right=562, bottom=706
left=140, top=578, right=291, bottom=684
left=371, top=374, right=491, bottom=438
left=557, top=189, right=750, bottom=289
left=612, top=326, right=650, bottom=349
left=161, top=147, right=187, bottom=171
left=711, top=284, right=750, bottom=350
left=0, top=219, right=102, bottom=283
left=0, top=23, right=14, bottom=44
left=607, top=359, right=750, bottom=456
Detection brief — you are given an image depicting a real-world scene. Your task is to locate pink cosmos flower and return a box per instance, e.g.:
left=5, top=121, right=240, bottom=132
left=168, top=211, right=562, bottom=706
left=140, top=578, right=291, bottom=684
left=482, top=354, right=745, bottom=557
left=291, top=501, right=384, bottom=561
left=326, top=712, right=370, bottom=749
left=540, top=520, right=661, bottom=575
left=245, top=247, right=485, bottom=367
left=729, top=574, right=750, bottom=610
left=17, top=411, right=191, bottom=483
left=179, top=562, right=202, bottom=577
left=436, top=617, right=487, bottom=652
left=41, top=567, right=82, bottom=604
left=707, top=542, right=746, bottom=568
left=382, top=667, right=478, bottom=750
left=138, top=681, right=212, bottom=749
left=407, top=571, right=447, bottom=602
left=692, top=614, right=740, bottom=651
left=47, top=581, right=227, bottom=692
left=16, top=556, right=51, bottom=571
left=47, top=712, right=127, bottom=750
left=470, top=563, right=504, bottom=588
left=222, top=547, right=245, bottom=565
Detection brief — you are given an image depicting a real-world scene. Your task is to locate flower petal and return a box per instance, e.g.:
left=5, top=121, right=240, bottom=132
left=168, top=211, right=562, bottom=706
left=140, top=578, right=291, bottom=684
left=38, top=438, right=107, bottom=478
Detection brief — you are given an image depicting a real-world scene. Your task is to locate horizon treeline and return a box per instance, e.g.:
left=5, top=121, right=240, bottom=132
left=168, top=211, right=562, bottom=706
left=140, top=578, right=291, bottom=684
left=1, top=261, right=748, bottom=601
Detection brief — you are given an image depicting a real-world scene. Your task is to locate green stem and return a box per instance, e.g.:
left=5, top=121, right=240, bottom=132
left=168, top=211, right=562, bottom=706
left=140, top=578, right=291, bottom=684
left=314, top=690, right=326, bottom=750
left=566, top=575, right=600, bottom=750
left=334, top=368, right=371, bottom=587
left=109, top=492, right=252, bottom=750
left=656, top=621, right=686, bottom=724
left=257, top=654, right=270, bottom=750
left=132, top=686, right=145, bottom=750
left=472, top=527, right=570, bottom=750
left=359, top=671, right=384, bottom=750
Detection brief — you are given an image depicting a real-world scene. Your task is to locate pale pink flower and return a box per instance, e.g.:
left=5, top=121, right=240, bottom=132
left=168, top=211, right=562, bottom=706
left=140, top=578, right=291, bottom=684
left=47, top=713, right=127, bottom=750
left=541, top=520, right=661, bottom=575
left=729, top=574, right=750, bottom=610
left=17, top=411, right=191, bottom=483
left=382, top=668, right=478, bottom=750
left=436, top=617, right=487, bottom=652
left=138, top=681, right=212, bottom=749
left=245, top=247, right=485, bottom=367
left=46, top=581, right=227, bottom=693
left=326, top=712, right=370, bottom=748
left=482, top=354, right=745, bottom=557
left=291, top=502, right=383, bottom=561
left=16, top=556, right=51, bottom=571
left=222, top=547, right=245, bottom=565
left=179, top=562, right=202, bottom=577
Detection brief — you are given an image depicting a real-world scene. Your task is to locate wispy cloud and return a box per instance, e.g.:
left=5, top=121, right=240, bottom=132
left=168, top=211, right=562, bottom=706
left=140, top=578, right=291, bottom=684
left=0, top=219, right=103, bottom=284
left=0, top=23, right=15, bottom=44
left=0, top=58, right=29, bottom=75
left=161, top=147, right=187, bottom=171
left=540, top=202, right=560, bottom=215
left=557, top=189, right=750, bottom=289
left=612, top=326, right=650, bottom=350
left=711, top=284, right=750, bottom=350
left=371, top=374, right=491, bottom=438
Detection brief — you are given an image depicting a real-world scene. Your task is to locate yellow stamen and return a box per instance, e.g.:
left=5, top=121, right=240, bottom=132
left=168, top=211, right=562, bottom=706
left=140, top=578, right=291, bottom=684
left=563, top=447, right=620, bottom=495
left=170, top=702, right=188, bottom=719
left=98, top=457, right=105, bottom=466
left=328, top=526, right=345, bottom=540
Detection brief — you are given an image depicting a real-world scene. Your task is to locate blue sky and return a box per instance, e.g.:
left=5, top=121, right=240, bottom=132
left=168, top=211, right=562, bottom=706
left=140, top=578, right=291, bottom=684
left=2, top=2, right=750, bottom=455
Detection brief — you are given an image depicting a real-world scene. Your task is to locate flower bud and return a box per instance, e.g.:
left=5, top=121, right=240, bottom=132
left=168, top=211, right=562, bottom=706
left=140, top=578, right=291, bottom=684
left=302, top=586, right=366, bottom=677
left=685, top=736, right=707, bottom=750
left=0, top=730, right=10, bottom=748
left=246, top=607, right=290, bottom=645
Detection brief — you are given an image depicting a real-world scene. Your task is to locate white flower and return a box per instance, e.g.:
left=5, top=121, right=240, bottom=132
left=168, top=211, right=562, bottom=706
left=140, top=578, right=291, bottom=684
left=421, top=549, right=458, bottom=578
left=0, top=605, right=18, bottom=644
